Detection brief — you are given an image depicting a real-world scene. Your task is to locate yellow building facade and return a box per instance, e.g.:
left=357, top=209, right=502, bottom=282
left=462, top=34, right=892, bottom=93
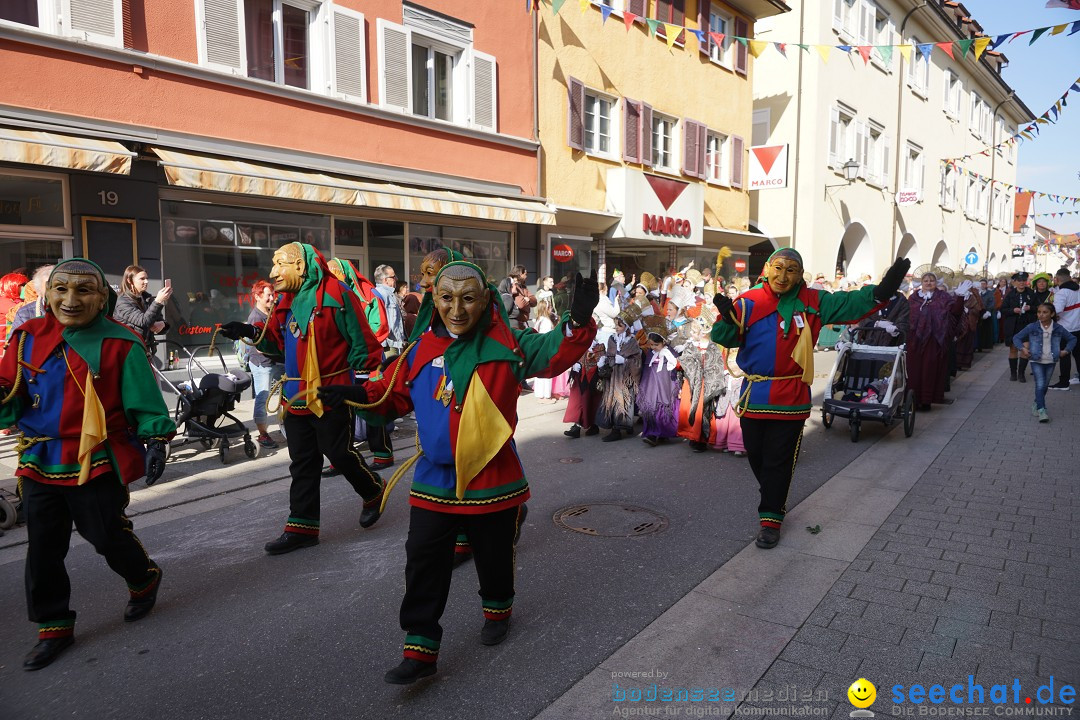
left=537, top=0, right=789, bottom=285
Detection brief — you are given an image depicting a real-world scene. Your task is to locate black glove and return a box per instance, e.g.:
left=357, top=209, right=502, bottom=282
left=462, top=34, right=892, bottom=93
left=145, top=439, right=167, bottom=486
left=874, top=258, right=912, bottom=302
left=218, top=322, right=257, bottom=341
left=713, top=293, right=735, bottom=324
left=569, top=271, right=600, bottom=327
left=317, top=384, right=369, bottom=409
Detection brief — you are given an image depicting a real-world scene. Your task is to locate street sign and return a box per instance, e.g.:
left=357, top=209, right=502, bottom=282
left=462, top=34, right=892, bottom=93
left=964, top=251, right=979, bottom=265
left=734, top=259, right=748, bottom=273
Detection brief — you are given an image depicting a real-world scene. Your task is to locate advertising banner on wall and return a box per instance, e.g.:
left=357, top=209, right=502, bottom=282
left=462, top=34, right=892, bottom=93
left=748, top=145, right=788, bottom=190
left=606, top=168, right=705, bottom=245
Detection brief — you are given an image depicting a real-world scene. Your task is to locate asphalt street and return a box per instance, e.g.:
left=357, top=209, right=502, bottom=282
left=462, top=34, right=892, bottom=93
left=0, top=353, right=883, bottom=720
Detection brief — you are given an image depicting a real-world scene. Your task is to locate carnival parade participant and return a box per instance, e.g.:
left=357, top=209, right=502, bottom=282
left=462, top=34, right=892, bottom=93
left=1002, top=272, right=1035, bottom=382
left=0, top=259, right=175, bottom=671
left=711, top=249, right=909, bottom=549
left=638, top=331, right=680, bottom=446
left=907, top=272, right=961, bottom=409
left=677, top=316, right=726, bottom=453
left=710, top=348, right=746, bottom=456
left=218, top=242, right=387, bottom=555
left=596, top=316, right=642, bottom=442
left=318, top=262, right=598, bottom=684
left=563, top=336, right=605, bottom=439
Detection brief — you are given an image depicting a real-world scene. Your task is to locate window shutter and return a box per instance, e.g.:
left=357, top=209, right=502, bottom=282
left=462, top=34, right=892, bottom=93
left=682, top=119, right=699, bottom=178
left=627, top=0, right=647, bottom=16
left=698, top=0, right=710, bottom=55
left=881, top=134, right=891, bottom=190
left=64, top=0, right=123, bottom=46
left=697, top=123, right=708, bottom=180
left=942, top=71, right=951, bottom=110
left=199, top=0, right=242, bottom=71
left=857, top=0, right=869, bottom=45
left=856, top=122, right=868, bottom=178
left=378, top=19, right=412, bottom=114
left=567, top=77, right=586, bottom=151
left=833, top=0, right=844, bottom=31
left=828, top=107, right=840, bottom=167
left=471, top=50, right=497, bottom=132
left=330, top=7, right=366, bottom=103
left=734, top=17, right=749, bottom=76
left=731, top=134, right=745, bottom=189
left=623, top=98, right=641, bottom=163
left=673, top=0, right=686, bottom=44
left=640, top=102, right=654, bottom=167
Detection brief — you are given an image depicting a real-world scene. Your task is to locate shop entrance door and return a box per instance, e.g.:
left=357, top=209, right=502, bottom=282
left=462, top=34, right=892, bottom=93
left=82, top=217, right=137, bottom=288
left=334, top=246, right=367, bottom=280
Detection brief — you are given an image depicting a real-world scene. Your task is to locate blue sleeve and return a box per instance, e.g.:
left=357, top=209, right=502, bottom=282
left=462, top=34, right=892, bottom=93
left=1012, top=324, right=1029, bottom=349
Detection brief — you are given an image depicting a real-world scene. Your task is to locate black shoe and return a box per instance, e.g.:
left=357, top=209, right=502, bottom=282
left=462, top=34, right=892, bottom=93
left=514, top=504, right=528, bottom=546
left=689, top=441, right=708, bottom=453
left=385, top=658, right=438, bottom=685
left=359, top=484, right=385, bottom=529
left=1009, top=372, right=1017, bottom=381
left=563, top=424, right=581, bottom=438
left=584, top=425, right=600, bottom=436
left=481, top=618, right=511, bottom=646
left=602, top=429, right=622, bottom=442
left=264, top=532, right=319, bottom=555
left=23, top=636, right=74, bottom=671
left=124, top=568, right=162, bottom=622
left=322, top=465, right=342, bottom=477
left=642, top=436, right=658, bottom=447
left=1049, top=382, right=1070, bottom=391
left=1018, top=373, right=1026, bottom=383
left=755, top=527, right=780, bottom=549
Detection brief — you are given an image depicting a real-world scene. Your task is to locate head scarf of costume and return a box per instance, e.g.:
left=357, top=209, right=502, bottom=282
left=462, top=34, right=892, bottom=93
left=431, top=260, right=518, bottom=407
left=48, top=258, right=127, bottom=375
left=409, top=245, right=465, bottom=343
left=759, top=247, right=806, bottom=339
left=285, top=242, right=341, bottom=337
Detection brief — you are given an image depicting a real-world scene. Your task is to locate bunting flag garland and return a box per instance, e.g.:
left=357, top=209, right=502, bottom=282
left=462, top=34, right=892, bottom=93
left=530, top=1, right=1080, bottom=63
left=944, top=163, right=1080, bottom=207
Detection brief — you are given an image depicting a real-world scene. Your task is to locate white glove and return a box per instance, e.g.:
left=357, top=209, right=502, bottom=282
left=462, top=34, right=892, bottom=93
left=982, top=311, right=991, bottom=319
left=597, top=355, right=607, bottom=367
left=614, top=355, right=626, bottom=365
left=875, top=320, right=898, bottom=336
left=572, top=363, right=582, bottom=373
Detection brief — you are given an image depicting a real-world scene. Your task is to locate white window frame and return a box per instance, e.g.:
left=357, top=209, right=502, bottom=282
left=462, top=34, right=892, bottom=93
left=976, top=179, right=989, bottom=221
left=833, top=0, right=859, bottom=42
left=969, top=90, right=984, bottom=138
left=907, top=35, right=929, bottom=97
left=964, top=176, right=978, bottom=218
left=1, top=0, right=123, bottom=47
left=705, top=130, right=730, bottom=185
left=651, top=112, right=679, bottom=174
left=902, top=141, right=924, bottom=196
left=940, top=164, right=957, bottom=211
left=409, top=36, right=465, bottom=123
left=0, top=167, right=72, bottom=235
left=829, top=102, right=857, bottom=170
left=943, top=70, right=962, bottom=119
left=584, top=89, right=618, bottom=159
left=707, top=4, right=733, bottom=69
left=864, top=120, right=885, bottom=187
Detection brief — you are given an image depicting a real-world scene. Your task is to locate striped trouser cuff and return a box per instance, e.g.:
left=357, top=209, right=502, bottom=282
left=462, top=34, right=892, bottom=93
left=759, top=512, right=784, bottom=529
left=128, top=566, right=162, bottom=599
left=39, top=618, right=75, bottom=640
left=454, top=532, right=472, bottom=555
left=285, top=517, right=320, bottom=536
left=403, top=634, right=439, bottom=663
left=482, top=596, right=514, bottom=621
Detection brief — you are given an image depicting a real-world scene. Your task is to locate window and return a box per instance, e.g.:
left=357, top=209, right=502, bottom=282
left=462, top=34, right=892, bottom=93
left=752, top=108, right=770, bottom=146
left=377, top=8, right=497, bottom=131
left=0, top=0, right=38, bottom=27
left=705, top=131, right=729, bottom=184
left=858, top=1, right=893, bottom=68
left=707, top=4, right=733, bottom=67
left=653, top=0, right=686, bottom=44
left=584, top=91, right=616, bottom=156
left=829, top=103, right=856, bottom=169
left=621, top=98, right=652, bottom=165
left=0, top=170, right=69, bottom=233
left=243, top=0, right=313, bottom=89
left=907, top=36, right=929, bottom=95
left=940, top=164, right=957, bottom=211
left=863, top=121, right=890, bottom=187
left=902, top=142, right=923, bottom=194
left=651, top=113, right=678, bottom=172
left=964, top=177, right=978, bottom=218
left=977, top=180, right=989, bottom=220
left=943, top=70, right=962, bottom=119
left=969, top=91, right=985, bottom=137
left=833, top=0, right=859, bottom=40
left=1, top=0, right=123, bottom=47
left=991, top=187, right=1004, bottom=228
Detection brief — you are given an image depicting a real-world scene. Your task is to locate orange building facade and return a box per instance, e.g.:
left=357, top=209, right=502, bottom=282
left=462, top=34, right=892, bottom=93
left=0, top=0, right=543, bottom=347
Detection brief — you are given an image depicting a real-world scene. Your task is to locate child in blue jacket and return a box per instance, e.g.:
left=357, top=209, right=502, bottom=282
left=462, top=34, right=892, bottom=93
left=1013, top=303, right=1077, bottom=423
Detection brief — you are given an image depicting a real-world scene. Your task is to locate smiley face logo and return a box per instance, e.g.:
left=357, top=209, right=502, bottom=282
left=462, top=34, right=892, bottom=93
left=848, top=678, right=876, bottom=709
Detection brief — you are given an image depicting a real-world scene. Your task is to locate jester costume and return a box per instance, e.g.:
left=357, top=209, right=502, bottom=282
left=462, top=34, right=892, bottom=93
left=250, top=244, right=386, bottom=546
left=711, top=249, right=894, bottom=542
left=355, top=261, right=596, bottom=676
left=0, top=259, right=175, bottom=667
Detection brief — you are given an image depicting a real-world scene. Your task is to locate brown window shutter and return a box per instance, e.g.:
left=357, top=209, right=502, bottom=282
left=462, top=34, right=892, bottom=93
left=697, top=122, right=708, bottom=179
left=567, top=77, right=585, bottom=151
left=641, top=102, right=654, bottom=167
left=731, top=134, right=745, bottom=188
left=623, top=98, right=641, bottom=163
left=628, top=0, right=647, bottom=16
left=698, top=0, right=710, bottom=55
left=734, top=17, right=749, bottom=75
left=122, top=0, right=133, bottom=49
left=673, top=0, right=686, bottom=44
left=682, top=119, right=699, bottom=178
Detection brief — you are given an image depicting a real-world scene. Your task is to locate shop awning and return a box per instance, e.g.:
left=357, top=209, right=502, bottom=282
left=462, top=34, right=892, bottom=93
left=703, top=225, right=770, bottom=250
left=151, top=147, right=555, bottom=225
left=0, top=126, right=134, bottom=174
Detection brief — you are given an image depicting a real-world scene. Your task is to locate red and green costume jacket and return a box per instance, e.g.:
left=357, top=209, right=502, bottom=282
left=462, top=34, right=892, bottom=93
left=364, top=304, right=596, bottom=514
left=711, top=283, right=881, bottom=420
left=0, top=313, right=176, bottom=486
left=253, top=244, right=384, bottom=417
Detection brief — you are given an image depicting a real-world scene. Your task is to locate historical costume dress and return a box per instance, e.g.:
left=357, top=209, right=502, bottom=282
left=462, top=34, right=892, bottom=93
left=563, top=341, right=603, bottom=436
left=677, top=338, right=726, bottom=451
left=953, top=281, right=983, bottom=371
left=907, top=287, right=960, bottom=406
left=710, top=349, right=745, bottom=454
left=638, top=344, right=680, bottom=442
left=595, top=327, right=642, bottom=439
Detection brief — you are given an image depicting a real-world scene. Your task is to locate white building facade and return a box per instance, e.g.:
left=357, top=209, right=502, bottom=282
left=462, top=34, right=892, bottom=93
left=750, top=0, right=1032, bottom=281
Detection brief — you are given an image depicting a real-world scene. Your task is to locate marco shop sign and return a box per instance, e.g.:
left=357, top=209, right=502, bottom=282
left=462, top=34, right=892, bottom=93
left=748, top=145, right=788, bottom=190
left=606, top=168, right=704, bottom=245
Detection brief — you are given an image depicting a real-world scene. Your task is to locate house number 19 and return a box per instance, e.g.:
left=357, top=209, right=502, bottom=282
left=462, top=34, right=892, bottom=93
left=97, top=190, right=119, bottom=206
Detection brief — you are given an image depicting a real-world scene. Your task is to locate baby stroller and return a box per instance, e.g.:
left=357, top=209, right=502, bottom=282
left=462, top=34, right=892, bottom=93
left=154, top=341, right=260, bottom=464
left=821, top=326, right=915, bottom=442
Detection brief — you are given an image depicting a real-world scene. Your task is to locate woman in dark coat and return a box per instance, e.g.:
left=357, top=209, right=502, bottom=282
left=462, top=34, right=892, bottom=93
left=1001, top=272, right=1035, bottom=381
left=908, top=273, right=959, bottom=410
left=114, top=265, right=172, bottom=357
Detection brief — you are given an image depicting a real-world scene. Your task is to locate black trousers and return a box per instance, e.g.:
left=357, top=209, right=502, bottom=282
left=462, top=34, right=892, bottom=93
left=24, top=474, right=157, bottom=624
left=367, top=424, right=394, bottom=461
left=400, top=506, right=520, bottom=644
left=283, top=407, right=382, bottom=528
left=740, top=418, right=805, bottom=524
left=1056, top=330, right=1080, bottom=383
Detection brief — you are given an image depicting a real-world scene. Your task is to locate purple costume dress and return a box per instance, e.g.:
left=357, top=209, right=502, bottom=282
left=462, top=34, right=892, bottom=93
left=638, top=348, right=680, bottom=439
left=907, top=290, right=956, bottom=405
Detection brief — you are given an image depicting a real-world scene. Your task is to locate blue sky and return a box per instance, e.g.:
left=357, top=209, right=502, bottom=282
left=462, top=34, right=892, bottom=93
left=964, top=1, right=1080, bottom=234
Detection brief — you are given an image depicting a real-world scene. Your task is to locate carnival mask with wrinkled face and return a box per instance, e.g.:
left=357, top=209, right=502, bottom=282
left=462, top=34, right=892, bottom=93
left=270, top=243, right=304, bottom=293
left=765, top=257, right=803, bottom=296
left=48, top=270, right=108, bottom=328
left=435, top=273, right=489, bottom=336
left=327, top=259, right=347, bottom=284
left=419, top=255, right=446, bottom=293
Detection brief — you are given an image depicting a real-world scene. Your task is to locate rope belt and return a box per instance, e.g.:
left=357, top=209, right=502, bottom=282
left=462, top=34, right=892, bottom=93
left=722, top=352, right=801, bottom=418
left=14, top=434, right=54, bottom=454
left=268, top=367, right=352, bottom=414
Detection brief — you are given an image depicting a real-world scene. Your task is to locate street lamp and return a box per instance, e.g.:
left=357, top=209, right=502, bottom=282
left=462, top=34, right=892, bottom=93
left=824, top=159, right=860, bottom=198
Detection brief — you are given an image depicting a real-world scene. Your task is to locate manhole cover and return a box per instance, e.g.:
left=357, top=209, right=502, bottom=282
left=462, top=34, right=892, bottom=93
left=559, top=457, right=583, bottom=464
left=553, top=504, right=668, bottom=537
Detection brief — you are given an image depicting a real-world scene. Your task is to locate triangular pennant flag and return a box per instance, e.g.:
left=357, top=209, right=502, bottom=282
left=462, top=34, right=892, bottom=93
left=709, top=31, right=725, bottom=48
left=1070, top=21, right=1080, bottom=36
left=735, top=37, right=749, bottom=47
left=1051, top=23, right=1068, bottom=36
left=857, top=45, right=872, bottom=64
left=1010, top=30, right=1031, bottom=43
left=1037, top=117, right=1049, bottom=124
left=579, top=0, right=590, bottom=12
left=690, top=28, right=706, bottom=46
left=748, top=39, right=768, bottom=57
left=623, top=11, right=636, bottom=31
left=877, top=45, right=893, bottom=65
left=991, top=34, right=1010, bottom=50
left=936, top=41, right=955, bottom=59
left=664, top=24, right=679, bottom=49
left=897, top=44, right=912, bottom=61
left=1072, top=83, right=1080, bottom=92
left=1022, top=131, right=1033, bottom=139
left=1029, top=27, right=1050, bottom=45
left=815, top=44, right=831, bottom=63
left=957, top=38, right=974, bottom=57
left=917, top=43, right=933, bottom=60
left=836, top=44, right=853, bottom=52
left=796, top=43, right=810, bottom=52
left=1051, top=105, right=1060, bottom=120
left=774, top=42, right=788, bottom=57
left=973, top=36, right=991, bottom=60
left=646, top=18, right=661, bottom=36
left=600, top=3, right=613, bottom=22
left=552, top=0, right=566, bottom=15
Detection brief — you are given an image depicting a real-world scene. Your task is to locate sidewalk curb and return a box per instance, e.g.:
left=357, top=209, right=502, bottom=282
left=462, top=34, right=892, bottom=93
left=532, top=353, right=1005, bottom=719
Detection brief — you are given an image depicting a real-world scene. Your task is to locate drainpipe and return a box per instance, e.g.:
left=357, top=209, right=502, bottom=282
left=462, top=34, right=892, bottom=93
left=790, top=0, right=805, bottom=253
